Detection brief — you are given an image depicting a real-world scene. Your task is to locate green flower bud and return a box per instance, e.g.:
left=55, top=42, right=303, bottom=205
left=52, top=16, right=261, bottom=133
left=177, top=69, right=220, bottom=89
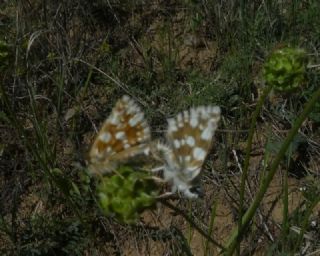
left=96, top=166, right=158, bottom=223
left=263, top=47, right=307, bottom=92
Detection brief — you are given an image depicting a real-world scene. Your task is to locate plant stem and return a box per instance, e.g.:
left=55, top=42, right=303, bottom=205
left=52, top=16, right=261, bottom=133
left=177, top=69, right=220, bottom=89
left=237, top=84, right=273, bottom=247
left=225, top=85, right=320, bottom=255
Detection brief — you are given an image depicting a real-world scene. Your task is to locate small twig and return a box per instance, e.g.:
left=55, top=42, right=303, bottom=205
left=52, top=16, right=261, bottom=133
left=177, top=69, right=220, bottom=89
left=307, top=64, right=320, bottom=69
left=217, top=129, right=249, bottom=133
left=305, top=249, right=320, bottom=256
left=73, top=58, right=132, bottom=97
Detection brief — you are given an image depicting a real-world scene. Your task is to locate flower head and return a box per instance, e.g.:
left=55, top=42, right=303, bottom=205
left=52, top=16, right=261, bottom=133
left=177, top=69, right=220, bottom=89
left=263, top=47, right=307, bottom=92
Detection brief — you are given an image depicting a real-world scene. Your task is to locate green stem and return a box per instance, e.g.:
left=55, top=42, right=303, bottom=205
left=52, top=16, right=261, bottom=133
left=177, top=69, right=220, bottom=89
left=204, top=201, right=218, bottom=256
left=294, top=197, right=320, bottom=252
left=281, top=167, right=289, bottom=250
left=225, top=85, right=320, bottom=255
left=238, top=84, right=273, bottom=246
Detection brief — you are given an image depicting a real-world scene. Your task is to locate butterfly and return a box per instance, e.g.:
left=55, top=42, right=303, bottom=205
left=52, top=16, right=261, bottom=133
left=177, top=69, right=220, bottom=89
left=155, top=106, right=221, bottom=198
left=88, top=95, right=151, bottom=175
left=87, top=95, right=221, bottom=199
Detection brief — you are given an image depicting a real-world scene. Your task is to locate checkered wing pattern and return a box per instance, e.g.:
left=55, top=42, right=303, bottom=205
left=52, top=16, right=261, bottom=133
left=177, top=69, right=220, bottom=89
left=88, top=95, right=151, bottom=175
left=157, top=106, right=221, bottom=198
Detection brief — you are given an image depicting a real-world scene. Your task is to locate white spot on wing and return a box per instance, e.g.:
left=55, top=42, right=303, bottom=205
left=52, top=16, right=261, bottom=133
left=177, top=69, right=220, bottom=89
left=185, top=155, right=191, bottom=162
left=186, top=136, right=195, bottom=146
left=183, top=110, right=189, bottom=122
left=99, top=132, right=111, bottom=143
left=143, top=127, right=150, bottom=137
left=127, top=99, right=135, bottom=109
left=174, top=139, right=181, bottom=148
left=193, top=147, right=206, bottom=161
left=129, top=112, right=144, bottom=127
left=115, top=131, right=126, bottom=139
left=127, top=105, right=138, bottom=115
left=168, top=118, right=178, bottom=132
left=190, top=116, right=198, bottom=127
left=109, top=113, right=119, bottom=125
left=122, top=95, right=130, bottom=102
left=177, top=113, right=183, bottom=127
left=212, top=106, right=221, bottom=114
left=201, top=126, right=213, bottom=141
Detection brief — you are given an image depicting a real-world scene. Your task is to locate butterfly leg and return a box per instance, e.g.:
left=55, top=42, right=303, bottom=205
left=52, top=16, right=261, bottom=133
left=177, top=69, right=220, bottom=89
left=155, top=191, right=175, bottom=199
left=150, top=165, right=164, bottom=173
left=149, top=175, right=166, bottom=184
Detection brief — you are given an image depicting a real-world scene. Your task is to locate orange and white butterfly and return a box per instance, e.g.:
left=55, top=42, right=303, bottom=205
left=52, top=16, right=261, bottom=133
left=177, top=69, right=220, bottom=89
left=156, top=106, right=221, bottom=198
left=87, top=95, right=151, bottom=175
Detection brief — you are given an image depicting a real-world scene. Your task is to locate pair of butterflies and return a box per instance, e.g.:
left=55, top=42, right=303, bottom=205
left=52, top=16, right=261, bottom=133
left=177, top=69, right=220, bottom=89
left=88, top=95, right=221, bottom=198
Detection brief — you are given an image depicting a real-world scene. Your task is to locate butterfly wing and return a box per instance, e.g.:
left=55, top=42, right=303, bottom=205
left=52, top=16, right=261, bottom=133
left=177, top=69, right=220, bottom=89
left=166, top=106, right=221, bottom=181
left=88, top=95, right=151, bottom=175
